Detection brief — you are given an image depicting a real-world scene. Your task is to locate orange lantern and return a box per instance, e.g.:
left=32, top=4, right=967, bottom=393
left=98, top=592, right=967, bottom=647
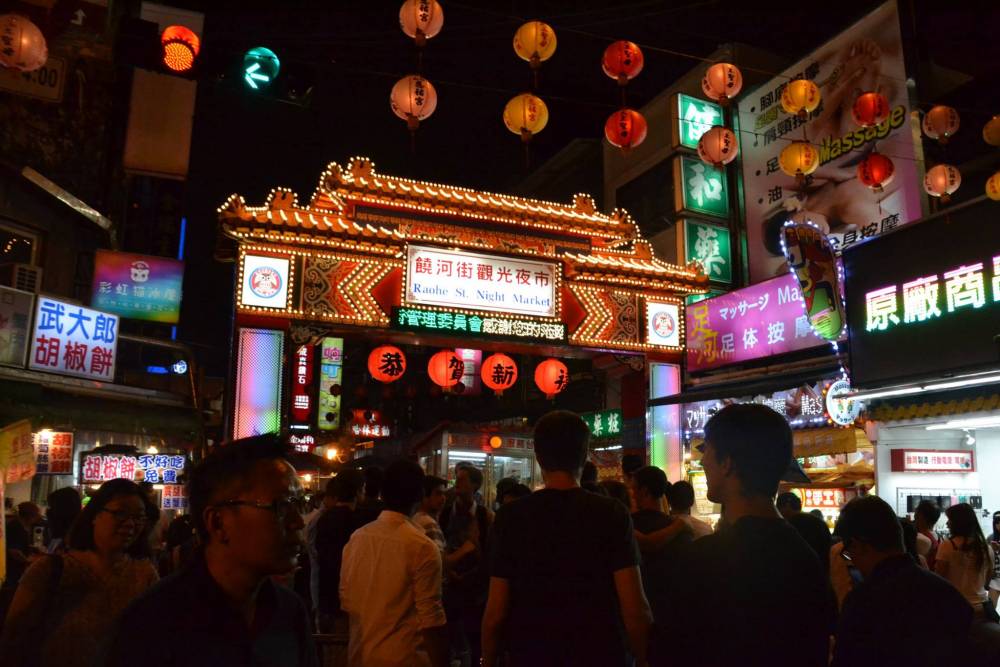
left=0, top=14, right=47, bottom=72
left=427, top=349, right=463, bottom=388
left=923, top=164, right=961, bottom=203
left=986, top=172, right=1000, bottom=201
left=534, top=359, right=569, bottom=399
left=368, top=346, right=407, bottom=383
left=161, top=25, right=200, bottom=73
left=503, top=93, right=548, bottom=142
left=983, top=116, right=1000, bottom=147
left=922, top=105, right=960, bottom=144
left=602, top=40, right=643, bottom=85
left=852, top=91, right=890, bottom=128
left=696, top=125, right=739, bottom=168
left=513, top=21, right=557, bottom=68
left=781, top=79, right=821, bottom=118
left=779, top=140, right=819, bottom=182
left=482, top=353, right=518, bottom=395
left=856, top=152, right=895, bottom=191
left=390, top=75, right=438, bottom=131
left=604, top=108, right=647, bottom=150
left=701, top=62, right=743, bottom=104
left=399, top=0, right=444, bottom=46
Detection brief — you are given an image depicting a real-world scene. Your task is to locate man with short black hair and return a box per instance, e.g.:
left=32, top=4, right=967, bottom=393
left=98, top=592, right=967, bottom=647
left=482, top=411, right=651, bottom=666
left=340, top=460, right=448, bottom=667
left=314, top=468, right=365, bottom=632
left=775, top=491, right=803, bottom=519
left=414, top=475, right=448, bottom=553
left=832, top=495, right=972, bottom=667
left=666, top=480, right=713, bottom=540
left=656, top=404, right=829, bottom=667
left=914, top=499, right=942, bottom=569
left=107, top=434, right=318, bottom=667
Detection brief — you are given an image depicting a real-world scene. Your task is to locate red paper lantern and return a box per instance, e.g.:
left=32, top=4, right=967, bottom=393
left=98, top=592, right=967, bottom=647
left=368, top=345, right=407, bottom=383
left=696, top=125, right=739, bottom=168
left=604, top=108, right=647, bottom=150
left=852, top=91, right=890, bottom=128
left=482, top=353, right=518, bottom=395
left=534, top=359, right=569, bottom=399
left=701, top=62, right=743, bottom=104
left=856, top=152, right=895, bottom=191
left=922, top=105, right=960, bottom=144
left=602, top=40, right=644, bottom=85
left=427, top=350, right=463, bottom=388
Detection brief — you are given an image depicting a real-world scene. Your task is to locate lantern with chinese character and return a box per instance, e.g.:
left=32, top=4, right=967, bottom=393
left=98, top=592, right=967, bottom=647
left=779, top=140, right=819, bottom=182
left=602, top=40, right=643, bottom=86
left=503, top=93, right=548, bottom=142
left=391, top=75, right=438, bottom=131
left=856, top=152, right=895, bottom=191
left=696, top=125, right=739, bottom=168
left=985, top=171, right=1000, bottom=201
left=604, top=108, right=647, bottom=150
left=534, top=358, right=569, bottom=399
left=427, top=349, right=463, bottom=388
left=513, top=21, right=556, bottom=69
left=851, top=91, right=890, bottom=128
left=781, top=79, right=821, bottom=119
left=161, top=25, right=200, bottom=73
left=923, top=164, right=961, bottom=203
left=922, top=105, right=960, bottom=144
left=399, top=0, right=444, bottom=47
left=701, top=62, right=742, bottom=105
left=0, top=14, right=47, bottom=72
left=984, top=115, right=1000, bottom=147
left=368, top=345, right=407, bottom=383
left=482, top=353, right=518, bottom=395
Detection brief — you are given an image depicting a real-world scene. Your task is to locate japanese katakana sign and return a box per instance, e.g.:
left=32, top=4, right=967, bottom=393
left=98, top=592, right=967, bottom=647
left=581, top=409, right=623, bottom=439
left=29, top=297, right=118, bottom=381
left=675, top=155, right=729, bottom=220
left=683, top=220, right=732, bottom=284
left=392, top=307, right=567, bottom=342
left=91, top=250, right=184, bottom=324
left=673, top=93, right=723, bottom=150
left=405, top=245, right=558, bottom=318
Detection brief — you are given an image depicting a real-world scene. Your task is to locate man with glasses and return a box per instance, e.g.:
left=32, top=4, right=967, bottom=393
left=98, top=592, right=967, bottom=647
left=107, top=434, right=318, bottom=667
left=831, top=495, right=972, bottom=667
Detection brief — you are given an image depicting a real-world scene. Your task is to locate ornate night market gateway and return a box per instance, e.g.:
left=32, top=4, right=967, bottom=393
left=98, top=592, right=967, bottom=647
left=218, top=157, right=707, bottom=457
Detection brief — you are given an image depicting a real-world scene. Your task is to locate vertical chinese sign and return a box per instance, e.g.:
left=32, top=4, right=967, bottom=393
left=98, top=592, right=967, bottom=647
left=674, top=155, right=729, bottom=220
left=317, top=337, right=344, bottom=431
left=673, top=93, right=723, bottom=151
left=29, top=297, right=118, bottom=381
left=290, top=344, right=315, bottom=427
left=34, top=431, right=73, bottom=475
left=683, top=220, right=732, bottom=284
left=91, top=250, right=184, bottom=323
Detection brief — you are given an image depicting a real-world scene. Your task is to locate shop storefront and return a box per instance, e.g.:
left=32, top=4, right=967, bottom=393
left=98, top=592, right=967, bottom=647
left=218, top=158, right=707, bottom=477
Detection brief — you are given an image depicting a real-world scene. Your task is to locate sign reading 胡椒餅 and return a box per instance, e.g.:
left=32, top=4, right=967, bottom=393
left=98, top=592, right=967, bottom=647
left=738, top=1, right=921, bottom=283
left=405, top=246, right=558, bottom=318
left=34, top=432, right=73, bottom=475
left=683, top=220, right=732, bottom=284
left=673, top=93, right=723, bottom=151
left=392, top=307, right=566, bottom=342
left=29, top=297, right=118, bottom=381
left=79, top=452, right=185, bottom=484
left=674, top=155, right=729, bottom=220
left=581, top=409, right=623, bottom=439
left=91, top=250, right=184, bottom=323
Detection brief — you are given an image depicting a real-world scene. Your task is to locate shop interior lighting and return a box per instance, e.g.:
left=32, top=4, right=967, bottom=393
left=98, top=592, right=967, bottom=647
left=448, top=451, right=488, bottom=461
left=925, top=416, right=1000, bottom=431
left=848, top=371, right=1000, bottom=402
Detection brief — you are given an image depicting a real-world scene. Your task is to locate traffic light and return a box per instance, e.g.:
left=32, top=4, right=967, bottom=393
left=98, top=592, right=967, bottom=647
left=160, top=25, right=200, bottom=73
left=242, top=46, right=279, bottom=91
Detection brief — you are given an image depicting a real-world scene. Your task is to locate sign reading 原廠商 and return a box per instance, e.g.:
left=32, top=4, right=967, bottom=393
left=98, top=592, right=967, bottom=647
left=29, top=297, right=119, bottom=381
left=405, top=246, right=558, bottom=318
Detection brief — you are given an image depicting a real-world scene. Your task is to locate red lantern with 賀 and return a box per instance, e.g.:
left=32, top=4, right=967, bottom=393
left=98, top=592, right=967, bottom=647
left=534, top=358, right=569, bottom=399
left=427, top=349, right=463, bottom=388
left=604, top=108, right=647, bottom=150
left=851, top=92, right=890, bottom=128
left=602, top=40, right=644, bottom=86
left=368, top=345, right=407, bottom=383
left=482, top=353, right=518, bottom=395
left=856, top=152, right=895, bottom=191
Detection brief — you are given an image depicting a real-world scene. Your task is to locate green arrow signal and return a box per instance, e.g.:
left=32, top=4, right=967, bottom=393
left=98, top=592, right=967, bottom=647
left=242, top=47, right=280, bottom=91
left=244, top=62, right=270, bottom=89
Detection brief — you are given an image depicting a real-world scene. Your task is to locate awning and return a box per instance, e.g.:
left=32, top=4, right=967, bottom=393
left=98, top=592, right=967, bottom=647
left=869, top=391, right=1000, bottom=423
left=649, top=361, right=844, bottom=407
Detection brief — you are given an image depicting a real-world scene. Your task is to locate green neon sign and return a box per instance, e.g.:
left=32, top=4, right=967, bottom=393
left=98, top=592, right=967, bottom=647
left=676, top=94, right=723, bottom=150
left=392, top=307, right=566, bottom=342
left=581, top=409, right=623, bottom=439
left=243, top=46, right=280, bottom=90
left=684, top=220, right=732, bottom=284
left=677, top=155, right=729, bottom=219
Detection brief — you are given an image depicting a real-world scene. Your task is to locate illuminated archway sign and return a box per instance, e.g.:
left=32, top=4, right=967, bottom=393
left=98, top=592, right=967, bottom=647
left=243, top=46, right=280, bottom=90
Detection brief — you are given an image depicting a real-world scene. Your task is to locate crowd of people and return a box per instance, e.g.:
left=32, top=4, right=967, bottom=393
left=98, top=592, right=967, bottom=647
left=1, top=405, right=998, bottom=666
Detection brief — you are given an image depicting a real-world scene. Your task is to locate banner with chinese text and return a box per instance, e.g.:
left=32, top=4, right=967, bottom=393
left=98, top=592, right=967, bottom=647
left=34, top=431, right=73, bottom=475
left=91, top=250, right=183, bottom=323
left=683, top=220, right=732, bottom=284
left=29, top=297, right=118, bottom=381
left=0, top=420, right=34, bottom=483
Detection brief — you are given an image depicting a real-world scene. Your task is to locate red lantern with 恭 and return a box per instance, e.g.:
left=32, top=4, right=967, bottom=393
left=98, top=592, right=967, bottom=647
left=482, top=353, right=518, bottom=395
left=368, top=345, right=407, bottom=383
left=427, top=349, right=463, bottom=388
left=601, top=40, right=644, bottom=85
left=852, top=91, right=889, bottom=128
left=856, top=152, right=895, bottom=191
left=604, top=108, right=647, bottom=150
left=534, top=358, right=569, bottom=399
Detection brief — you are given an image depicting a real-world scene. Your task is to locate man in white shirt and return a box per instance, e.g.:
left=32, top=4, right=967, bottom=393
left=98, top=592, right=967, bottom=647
left=667, top=480, right=714, bottom=540
left=340, top=460, right=448, bottom=667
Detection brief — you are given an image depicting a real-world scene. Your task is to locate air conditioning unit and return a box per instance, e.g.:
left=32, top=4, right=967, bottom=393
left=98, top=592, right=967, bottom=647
left=0, top=263, right=43, bottom=293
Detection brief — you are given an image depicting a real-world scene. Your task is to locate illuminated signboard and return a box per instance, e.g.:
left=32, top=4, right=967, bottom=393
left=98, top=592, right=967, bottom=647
left=29, top=297, right=118, bottom=382
left=162, top=485, right=188, bottom=510
left=288, top=434, right=315, bottom=453
left=317, top=337, right=343, bottom=431
left=91, top=250, right=184, bottom=323
left=240, top=254, right=290, bottom=309
left=673, top=93, right=723, bottom=151
left=405, top=245, right=558, bottom=318
left=392, top=307, right=566, bottom=342
left=290, top=344, right=314, bottom=426
left=80, top=453, right=185, bottom=485
left=673, top=155, right=729, bottom=220
left=844, top=201, right=1000, bottom=387
left=233, top=328, right=284, bottom=439
left=581, top=409, right=623, bottom=439
left=890, top=449, right=974, bottom=473
left=684, top=220, right=732, bottom=284
left=34, top=431, right=73, bottom=475
left=645, top=301, right=682, bottom=348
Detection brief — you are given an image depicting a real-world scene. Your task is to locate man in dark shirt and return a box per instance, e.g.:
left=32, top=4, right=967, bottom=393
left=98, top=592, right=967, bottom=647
left=659, top=404, right=830, bottom=667
left=481, top=411, right=651, bottom=667
left=314, top=468, right=365, bottom=632
left=107, top=435, right=318, bottom=667
left=831, top=495, right=972, bottom=667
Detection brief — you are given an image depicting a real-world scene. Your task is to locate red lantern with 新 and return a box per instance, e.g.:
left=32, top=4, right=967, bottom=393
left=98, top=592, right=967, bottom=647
left=368, top=345, right=407, bottom=383
left=482, top=353, right=518, bottom=395
left=604, top=108, right=647, bottom=150
left=856, top=152, right=895, bottom=191
left=428, top=350, right=463, bottom=388
left=852, top=91, right=890, bottom=128
left=602, top=40, right=644, bottom=85
left=534, top=359, right=569, bottom=399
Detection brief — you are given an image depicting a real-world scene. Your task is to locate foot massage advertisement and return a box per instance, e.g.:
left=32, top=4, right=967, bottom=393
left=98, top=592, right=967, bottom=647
left=737, top=0, right=923, bottom=284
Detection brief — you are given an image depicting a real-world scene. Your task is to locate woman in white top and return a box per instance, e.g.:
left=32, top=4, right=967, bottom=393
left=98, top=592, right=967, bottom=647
left=935, top=503, right=996, bottom=620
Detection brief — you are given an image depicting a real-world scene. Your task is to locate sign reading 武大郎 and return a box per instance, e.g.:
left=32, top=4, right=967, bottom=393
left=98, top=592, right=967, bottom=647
left=29, top=297, right=118, bottom=381
left=240, top=254, right=290, bottom=309
left=405, top=245, right=558, bottom=318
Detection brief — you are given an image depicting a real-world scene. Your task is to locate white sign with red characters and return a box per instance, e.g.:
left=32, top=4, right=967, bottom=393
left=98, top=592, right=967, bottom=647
left=406, top=245, right=557, bottom=317
left=240, top=254, right=290, bottom=309
left=801, top=488, right=847, bottom=509
left=891, top=449, right=975, bottom=473
left=29, top=297, right=118, bottom=381
left=81, top=454, right=137, bottom=483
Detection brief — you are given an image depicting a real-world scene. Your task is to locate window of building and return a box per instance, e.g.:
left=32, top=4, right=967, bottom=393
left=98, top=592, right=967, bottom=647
left=0, top=221, right=38, bottom=265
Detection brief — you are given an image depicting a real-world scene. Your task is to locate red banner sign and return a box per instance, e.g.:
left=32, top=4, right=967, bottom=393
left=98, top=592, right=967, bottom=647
left=290, top=344, right=314, bottom=425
